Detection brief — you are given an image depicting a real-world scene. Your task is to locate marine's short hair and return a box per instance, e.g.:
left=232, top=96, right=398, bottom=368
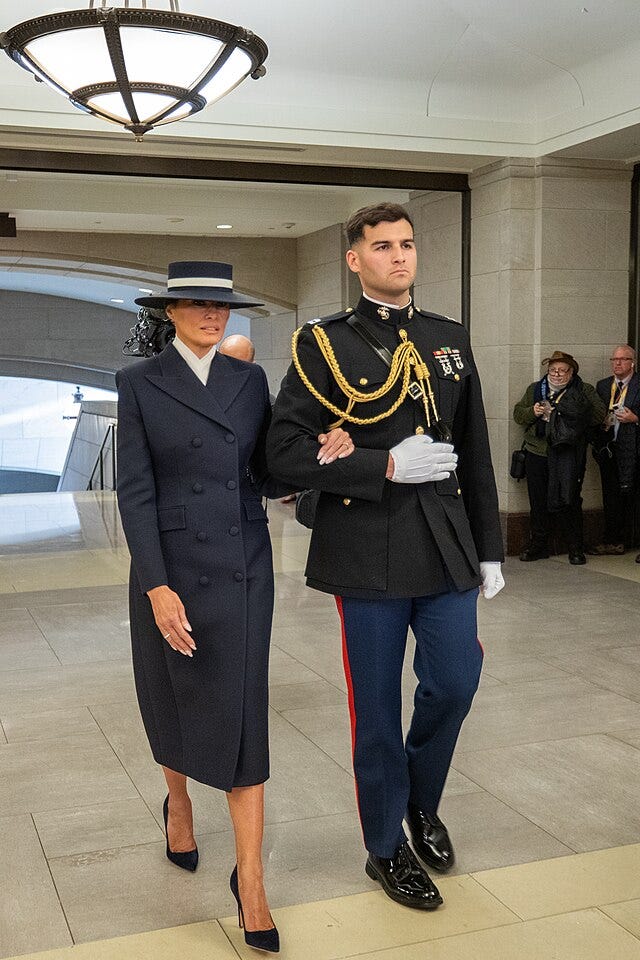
left=345, top=203, right=414, bottom=247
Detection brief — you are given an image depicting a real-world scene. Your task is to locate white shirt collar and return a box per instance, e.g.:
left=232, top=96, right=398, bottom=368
left=173, top=337, right=217, bottom=386
left=363, top=292, right=412, bottom=310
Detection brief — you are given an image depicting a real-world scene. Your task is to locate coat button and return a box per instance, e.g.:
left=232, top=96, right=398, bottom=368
left=226, top=480, right=237, bottom=490
left=359, top=377, right=368, bottom=385
left=234, top=571, right=244, bottom=582
left=415, top=426, right=425, bottom=435
left=343, top=498, right=351, bottom=506
left=225, top=433, right=235, bottom=443
left=199, top=575, right=210, bottom=586
left=196, top=531, right=207, bottom=542
left=457, top=488, right=462, bottom=495
left=191, top=437, right=203, bottom=448
left=229, top=525, right=239, bottom=536
left=454, top=373, right=460, bottom=381
left=192, top=482, right=203, bottom=493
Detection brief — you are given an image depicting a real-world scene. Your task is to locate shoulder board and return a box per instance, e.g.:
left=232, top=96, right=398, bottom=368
left=414, top=307, right=460, bottom=324
left=306, top=308, right=354, bottom=327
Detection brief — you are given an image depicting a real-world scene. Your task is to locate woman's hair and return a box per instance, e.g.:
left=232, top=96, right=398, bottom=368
left=123, top=307, right=175, bottom=357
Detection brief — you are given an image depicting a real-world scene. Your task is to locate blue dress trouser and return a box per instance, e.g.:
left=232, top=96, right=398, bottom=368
left=336, top=588, right=482, bottom=858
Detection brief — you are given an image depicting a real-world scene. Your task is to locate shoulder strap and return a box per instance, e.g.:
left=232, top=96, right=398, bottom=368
left=346, top=315, right=393, bottom=368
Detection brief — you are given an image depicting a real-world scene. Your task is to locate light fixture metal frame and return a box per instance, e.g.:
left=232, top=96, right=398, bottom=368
left=0, top=1, right=268, bottom=139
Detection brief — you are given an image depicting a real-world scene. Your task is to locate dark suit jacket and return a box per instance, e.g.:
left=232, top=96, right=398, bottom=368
left=267, top=296, right=503, bottom=599
left=116, top=344, right=285, bottom=790
left=595, top=372, right=640, bottom=490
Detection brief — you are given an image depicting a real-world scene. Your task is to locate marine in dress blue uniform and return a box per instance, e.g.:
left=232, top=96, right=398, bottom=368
left=267, top=205, right=504, bottom=910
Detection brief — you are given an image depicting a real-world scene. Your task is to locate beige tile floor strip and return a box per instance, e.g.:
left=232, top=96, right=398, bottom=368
left=6, top=877, right=640, bottom=960
left=472, top=842, right=640, bottom=920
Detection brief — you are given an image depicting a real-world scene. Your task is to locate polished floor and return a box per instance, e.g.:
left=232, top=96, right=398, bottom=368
left=2, top=491, right=640, bottom=959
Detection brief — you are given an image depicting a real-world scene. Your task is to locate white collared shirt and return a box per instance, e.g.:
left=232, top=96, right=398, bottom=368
left=173, top=336, right=217, bottom=386
left=363, top=293, right=412, bottom=311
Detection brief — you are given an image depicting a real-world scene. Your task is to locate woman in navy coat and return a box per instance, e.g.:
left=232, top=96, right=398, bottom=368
left=116, top=261, right=352, bottom=951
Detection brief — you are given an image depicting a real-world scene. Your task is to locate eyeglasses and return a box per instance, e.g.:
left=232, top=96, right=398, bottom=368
left=610, top=357, right=634, bottom=362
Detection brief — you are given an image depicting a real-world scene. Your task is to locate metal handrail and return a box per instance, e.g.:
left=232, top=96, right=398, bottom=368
left=89, top=422, right=117, bottom=491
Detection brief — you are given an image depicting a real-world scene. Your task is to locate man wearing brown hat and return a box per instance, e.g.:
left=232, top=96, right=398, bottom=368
left=513, top=352, right=606, bottom=564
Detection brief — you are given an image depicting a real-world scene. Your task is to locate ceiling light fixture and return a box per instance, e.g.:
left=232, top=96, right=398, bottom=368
left=0, top=0, right=268, bottom=140
left=216, top=223, right=233, bottom=229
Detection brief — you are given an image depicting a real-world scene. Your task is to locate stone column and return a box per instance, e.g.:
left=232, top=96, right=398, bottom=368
left=469, top=157, right=632, bottom=552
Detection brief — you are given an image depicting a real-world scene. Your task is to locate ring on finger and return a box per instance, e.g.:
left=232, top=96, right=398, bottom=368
left=163, top=632, right=171, bottom=639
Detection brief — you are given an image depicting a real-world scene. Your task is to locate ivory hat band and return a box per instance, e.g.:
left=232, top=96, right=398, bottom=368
left=134, top=261, right=264, bottom=308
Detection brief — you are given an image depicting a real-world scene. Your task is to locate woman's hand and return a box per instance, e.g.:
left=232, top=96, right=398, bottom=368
left=533, top=402, right=546, bottom=417
left=146, top=585, right=196, bottom=657
left=317, top=427, right=355, bottom=465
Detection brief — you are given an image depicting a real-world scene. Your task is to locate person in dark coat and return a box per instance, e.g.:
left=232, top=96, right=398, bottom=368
left=588, top=345, right=640, bottom=556
left=267, top=204, right=504, bottom=912
left=116, top=261, right=352, bottom=953
left=513, top=351, right=606, bottom=565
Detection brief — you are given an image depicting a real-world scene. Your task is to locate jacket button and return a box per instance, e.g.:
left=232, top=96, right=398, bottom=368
left=454, top=374, right=460, bottom=381
left=191, top=437, right=203, bottom=448
left=359, top=377, right=368, bottom=385
left=229, top=525, right=239, bottom=536
left=196, top=531, right=207, bottom=542
left=225, top=433, right=235, bottom=443
left=343, top=498, right=351, bottom=506
left=457, top=488, right=461, bottom=495
left=234, top=571, right=244, bottom=582
left=415, top=426, right=425, bottom=435
left=192, top=482, right=203, bottom=493
left=227, top=480, right=237, bottom=490
left=199, top=575, right=210, bottom=586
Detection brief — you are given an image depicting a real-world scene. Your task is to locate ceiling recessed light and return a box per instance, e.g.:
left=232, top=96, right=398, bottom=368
left=138, top=288, right=153, bottom=294
left=167, top=217, right=184, bottom=223
left=110, top=298, right=124, bottom=304
left=217, top=224, right=233, bottom=229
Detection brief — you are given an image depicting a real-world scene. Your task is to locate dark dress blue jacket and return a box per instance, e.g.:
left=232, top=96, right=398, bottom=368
left=116, top=343, right=284, bottom=790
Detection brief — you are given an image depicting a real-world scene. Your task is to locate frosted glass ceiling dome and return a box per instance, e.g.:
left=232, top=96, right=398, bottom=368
left=0, top=1, right=268, bottom=139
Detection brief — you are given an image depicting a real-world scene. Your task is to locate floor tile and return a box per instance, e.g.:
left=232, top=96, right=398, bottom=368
left=219, top=877, right=518, bottom=960
left=438, top=791, right=572, bottom=874
left=269, top=679, right=346, bottom=712
left=352, top=908, right=640, bottom=960
left=1, top=706, right=99, bottom=742
left=0, top=731, right=138, bottom=816
left=472, top=843, right=640, bottom=919
left=2, top=921, right=237, bottom=960
left=29, top=601, right=131, bottom=664
left=454, top=677, right=640, bottom=752
left=455, top=735, right=640, bottom=851
left=483, top=656, right=570, bottom=683
left=0, top=815, right=72, bottom=958
left=0, top=659, right=136, bottom=713
left=34, top=797, right=163, bottom=859
left=600, top=898, right=640, bottom=939
left=547, top=645, right=640, bottom=703
left=280, top=703, right=353, bottom=773
left=48, top=832, right=238, bottom=942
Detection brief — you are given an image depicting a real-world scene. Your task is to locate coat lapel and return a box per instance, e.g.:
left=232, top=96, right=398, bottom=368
left=144, top=344, right=249, bottom=429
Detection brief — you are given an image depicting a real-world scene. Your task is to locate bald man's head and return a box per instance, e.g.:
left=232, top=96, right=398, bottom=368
left=218, top=334, right=255, bottom=363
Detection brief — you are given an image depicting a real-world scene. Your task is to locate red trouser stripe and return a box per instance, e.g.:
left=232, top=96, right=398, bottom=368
left=335, top=596, right=364, bottom=837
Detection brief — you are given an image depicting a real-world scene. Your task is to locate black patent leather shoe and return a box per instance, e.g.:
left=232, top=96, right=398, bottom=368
left=405, top=805, right=455, bottom=872
left=162, top=794, right=198, bottom=872
left=519, top=545, right=549, bottom=561
left=365, top=842, right=442, bottom=910
left=568, top=551, right=586, bottom=565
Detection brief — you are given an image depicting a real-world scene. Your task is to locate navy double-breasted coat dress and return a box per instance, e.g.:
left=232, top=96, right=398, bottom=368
left=116, top=343, right=284, bottom=791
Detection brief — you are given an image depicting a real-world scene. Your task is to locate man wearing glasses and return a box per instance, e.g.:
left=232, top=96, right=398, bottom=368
left=590, top=346, right=640, bottom=556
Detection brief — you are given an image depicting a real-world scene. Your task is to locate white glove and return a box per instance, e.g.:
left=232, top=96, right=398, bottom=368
left=389, top=434, right=457, bottom=484
left=480, top=561, right=505, bottom=600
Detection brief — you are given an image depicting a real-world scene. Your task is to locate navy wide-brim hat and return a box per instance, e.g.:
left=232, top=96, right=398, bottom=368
left=134, top=261, right=264, bottom=309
